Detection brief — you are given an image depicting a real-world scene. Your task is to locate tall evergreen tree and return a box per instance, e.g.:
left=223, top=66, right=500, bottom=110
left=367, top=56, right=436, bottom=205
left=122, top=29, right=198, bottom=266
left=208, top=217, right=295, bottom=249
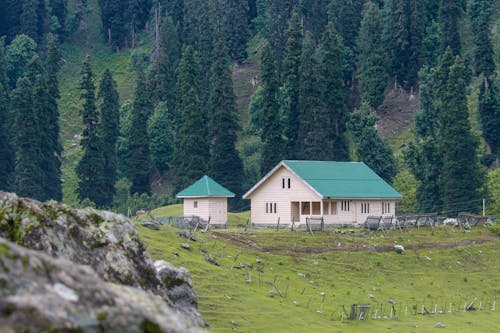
left=478, top=78, right=500, bottom=158
left=260, top=43, right=284, bottom=175
left=296, top=33, right=331, bottom=160
left=438, top=0, right=465, bottom=55
left=97, top=69, right=120, bottom=206
left=356, top=2, right=388, bottom=108
left=5, top=34, right=37, bottom=89
left=44, top=34, right=62, bottom=201
left=174, top=46, right=209, bottom=190
left=76, top=57, right=105, bottom=205
left=298, top=0, right=329, bottom=40
left=48, top=0, right=68, bottom=39
left=468, top=0, right=495, bottom=77
left=383, top=0, right=424, bottom=88
left=0, top=39, right=14, bottom=191
left=282, top=12, right=302, bottom=158
left=404, top=66, right=443, bottom=212
left=149, top=14, right=181, bottom=109
left=210, top=0, right=249, bottom=62
left=439, top=54, right=484, bottom=214
left=327, top=0, right=363, bottom=86
left=20, top=0, right=39, bottom=41
left=12, top=76, right=44, bottom=199
left=320, top=24, right=349, bottom=161
left=208, top=37, right=244, bottom=203
left=267, top=0, right=297, bottom=77
left=348, top=101, right=397, bottom=183
left=148, top=101, right=174, bottom=173
left=126, top=66, right=152, bottom=195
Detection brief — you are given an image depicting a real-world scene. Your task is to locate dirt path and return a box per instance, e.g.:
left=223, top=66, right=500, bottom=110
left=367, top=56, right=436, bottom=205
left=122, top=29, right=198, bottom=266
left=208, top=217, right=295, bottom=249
left=211, top=232, right=499, bottom=254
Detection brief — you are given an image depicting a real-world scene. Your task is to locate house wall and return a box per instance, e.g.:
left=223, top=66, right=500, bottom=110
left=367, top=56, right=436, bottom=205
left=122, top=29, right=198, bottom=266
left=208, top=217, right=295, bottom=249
left=247, top=166, right=397, bottom=226
left=183, top=197, right=228, bottom=225
left=248, top=166, right=320, bottom=225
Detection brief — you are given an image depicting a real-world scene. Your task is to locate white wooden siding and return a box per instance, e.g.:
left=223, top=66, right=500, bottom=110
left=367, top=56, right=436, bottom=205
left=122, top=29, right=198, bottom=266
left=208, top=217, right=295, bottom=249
left=246, top=166, right=397, bottom=226
left=183, top=197, right=228, bottom=224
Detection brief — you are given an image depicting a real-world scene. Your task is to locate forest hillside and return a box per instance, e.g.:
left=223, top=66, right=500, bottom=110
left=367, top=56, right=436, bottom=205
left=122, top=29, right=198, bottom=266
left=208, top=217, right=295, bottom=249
left=0, top=0, right=499, bottom=216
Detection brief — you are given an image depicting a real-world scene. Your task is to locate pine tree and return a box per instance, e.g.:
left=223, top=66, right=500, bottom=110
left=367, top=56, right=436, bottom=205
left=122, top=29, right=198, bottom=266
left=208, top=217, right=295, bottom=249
left=12, top=76, right=44, bottom=199
left=298, top=0, right=329, bottom=40
left=20, top=0, right=39, bottom=41
left=210, top=0, right=249, bottom=62
left=5, top=34, right=37, bottom=89
left=267, top=0, right=297, bottom=77
left=348, top=101, right=397, bottom=183
left=296, top=33, right=331, bottom=160
left=0, top=39, right=14, bottom=190
left=149, top=14, right=181, bottom=109
left=208, top=37, right=244, bottom=203
left=478, top=78, right=500, bottom=158
left=76, top=57, right=105, bottom=205
left=383, top=0, right=423, bottom=88
left=438, top=0, right=465, bottom=55
left=356, top=2, right=388, bottom=108
left=439, top=55, right=484, bottom=214
left=327, top=0, right=363, bottom=85
left=320, top=25, right=349, bottom=160
left=97, top=69, right=120, bottom=206
left=468, top=0, right=495, bottom=77
left=404, top=66, right=443, bottom=212
left=126, top=66, right=152, bottom=195
left=44, top=34, right=62, bottom=201
left=282, top=12, right=302, bottom=158
left=174, top=46, right=209, bottom=190
left=48, top=0, right=68, bottom=39
left=148, top=101, right=174, bottom=173
left=260, top=43, right=284, bottom=175
left=327, top=0, right=363, bottom=52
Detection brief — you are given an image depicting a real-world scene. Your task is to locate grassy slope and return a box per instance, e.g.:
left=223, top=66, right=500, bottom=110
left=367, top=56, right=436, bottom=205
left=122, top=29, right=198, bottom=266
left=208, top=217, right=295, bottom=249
left=59, top=0, right=147, bottom=205
left=138, top=214, right=500, bottom=332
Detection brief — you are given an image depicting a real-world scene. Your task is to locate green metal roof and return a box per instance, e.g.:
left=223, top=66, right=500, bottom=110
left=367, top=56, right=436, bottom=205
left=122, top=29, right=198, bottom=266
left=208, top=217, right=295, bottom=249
left=283, top=160, right=401, bottom=199
left=176, top=175, right=235, bottom=198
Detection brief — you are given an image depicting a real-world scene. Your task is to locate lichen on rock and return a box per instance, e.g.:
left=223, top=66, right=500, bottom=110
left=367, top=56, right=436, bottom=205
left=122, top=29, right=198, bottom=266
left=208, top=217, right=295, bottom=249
left=0, top=192, right=207, bottom=332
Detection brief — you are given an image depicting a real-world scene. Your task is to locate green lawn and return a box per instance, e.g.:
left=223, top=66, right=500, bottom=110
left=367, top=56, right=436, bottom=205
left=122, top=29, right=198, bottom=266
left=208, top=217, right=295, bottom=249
left=136, top=212, right=500, bottom=333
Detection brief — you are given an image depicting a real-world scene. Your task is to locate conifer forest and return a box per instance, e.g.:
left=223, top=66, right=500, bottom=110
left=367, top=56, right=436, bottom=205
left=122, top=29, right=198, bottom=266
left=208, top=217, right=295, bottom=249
left=0, top=0, right=499, bottom=216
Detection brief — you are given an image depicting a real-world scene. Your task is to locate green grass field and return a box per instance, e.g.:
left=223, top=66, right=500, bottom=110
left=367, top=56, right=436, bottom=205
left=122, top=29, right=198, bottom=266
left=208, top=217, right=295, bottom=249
left=137, top=206, right=500, bottom=332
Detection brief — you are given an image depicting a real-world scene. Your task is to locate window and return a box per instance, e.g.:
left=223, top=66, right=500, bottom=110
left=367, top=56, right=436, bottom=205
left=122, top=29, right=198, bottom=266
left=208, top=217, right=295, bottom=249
left=282, top=178, right=285, bottom=188
left=323, top=201, right=329, bottom=215
left=341, top=200, right=350, bottom=212
left=287, top=178, right=291, bottom=188
left=382, top=202, right=391, bottom=214
left=193, top=201, right=198, bottom=208
left=361, top=202, right=370, bottom=214
left=266, top=202, right=277, bottom=214
left=282, top=178, right=291, bottom=189
left=312, top=202, right=321, bottom=215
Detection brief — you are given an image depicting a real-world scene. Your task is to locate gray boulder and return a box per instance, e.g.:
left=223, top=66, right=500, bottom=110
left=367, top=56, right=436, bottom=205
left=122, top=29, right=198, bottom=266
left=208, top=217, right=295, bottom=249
left=0, top=192, right=206, bottom=331
left=0, top=238, right=203, bottom=333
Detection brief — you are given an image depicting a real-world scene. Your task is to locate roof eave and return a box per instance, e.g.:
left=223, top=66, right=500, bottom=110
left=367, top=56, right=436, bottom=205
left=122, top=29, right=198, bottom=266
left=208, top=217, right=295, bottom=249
left=242, top=160, right=324, bottom=199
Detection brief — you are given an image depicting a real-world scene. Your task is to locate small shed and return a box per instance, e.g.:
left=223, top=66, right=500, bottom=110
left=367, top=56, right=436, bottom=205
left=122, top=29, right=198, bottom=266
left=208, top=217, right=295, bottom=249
left=176, top=175, right=235, bottom=226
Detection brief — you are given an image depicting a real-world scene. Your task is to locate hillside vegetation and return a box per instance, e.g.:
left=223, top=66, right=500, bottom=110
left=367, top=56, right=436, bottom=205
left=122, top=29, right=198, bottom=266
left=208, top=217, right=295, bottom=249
left=1, top=0, right=499, bottom=215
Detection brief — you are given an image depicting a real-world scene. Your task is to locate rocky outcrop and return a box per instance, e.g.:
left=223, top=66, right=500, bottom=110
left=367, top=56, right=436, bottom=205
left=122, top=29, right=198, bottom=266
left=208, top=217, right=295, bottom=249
left=0, top=239, right=204, bottom=332
left=0, top=192, right=206, bottom=332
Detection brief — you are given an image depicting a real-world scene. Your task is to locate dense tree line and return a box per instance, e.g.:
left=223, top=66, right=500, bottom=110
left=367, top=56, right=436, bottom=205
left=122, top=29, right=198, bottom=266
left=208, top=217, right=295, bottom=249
left=0, top=34, right=62, bottom=201
left=1, top=0, right=498, bottom=215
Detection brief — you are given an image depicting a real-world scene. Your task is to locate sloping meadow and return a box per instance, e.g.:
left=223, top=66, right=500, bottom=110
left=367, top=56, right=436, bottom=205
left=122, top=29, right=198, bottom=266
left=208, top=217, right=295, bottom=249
left=138, top=220, right=500, bottom=332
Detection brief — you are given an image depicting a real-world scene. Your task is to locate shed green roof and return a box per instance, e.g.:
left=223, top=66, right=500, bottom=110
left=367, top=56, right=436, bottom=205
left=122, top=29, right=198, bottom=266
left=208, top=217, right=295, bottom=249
left=283, top=160, right=401, bottom=199
left=176, top=175, right=235, bottom=198
left=243, top=160, right=401, bottom=199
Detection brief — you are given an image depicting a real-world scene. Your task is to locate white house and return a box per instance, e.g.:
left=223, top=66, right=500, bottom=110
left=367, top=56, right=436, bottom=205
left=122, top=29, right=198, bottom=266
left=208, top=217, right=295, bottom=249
left=242, top=160, right=402, bottom=227
left=176, top=175, right=234, bottom=226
